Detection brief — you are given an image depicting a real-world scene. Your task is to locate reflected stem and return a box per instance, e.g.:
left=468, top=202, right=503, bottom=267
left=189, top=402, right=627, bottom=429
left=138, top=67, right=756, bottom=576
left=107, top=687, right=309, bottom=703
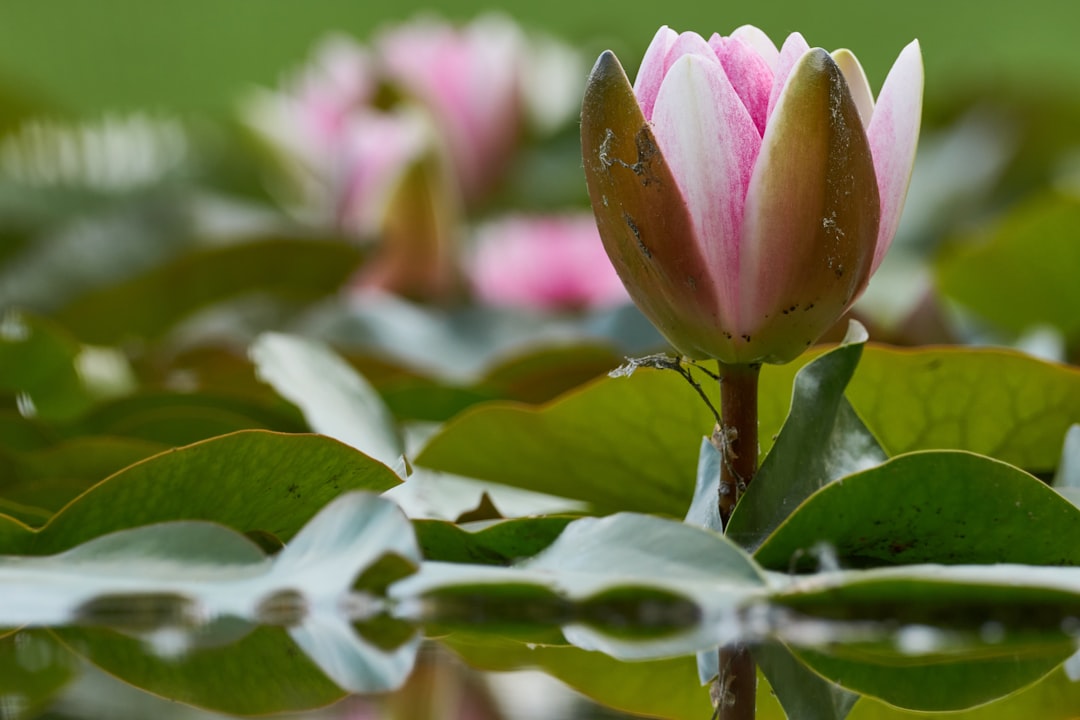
left=712, top=361, right=760, bottom=720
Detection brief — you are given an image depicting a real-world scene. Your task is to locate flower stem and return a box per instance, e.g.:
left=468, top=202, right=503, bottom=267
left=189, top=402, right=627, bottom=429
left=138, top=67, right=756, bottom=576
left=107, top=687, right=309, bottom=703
left=711, top=362, right=760, bottom=720
left=714, top=362, right=760, bottom=527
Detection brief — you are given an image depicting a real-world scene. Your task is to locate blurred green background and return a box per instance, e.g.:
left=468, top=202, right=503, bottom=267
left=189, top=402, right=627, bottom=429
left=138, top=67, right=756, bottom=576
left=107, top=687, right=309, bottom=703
left=1, top=0, right=1077, bottom=117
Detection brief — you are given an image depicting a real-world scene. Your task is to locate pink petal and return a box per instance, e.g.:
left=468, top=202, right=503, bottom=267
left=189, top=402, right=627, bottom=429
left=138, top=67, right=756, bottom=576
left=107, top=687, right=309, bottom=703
left=867, top=39, right=924, bottom=273
left=766, top=32, right=810, bottom=122
left=470, top=214, right=628, bottom=310
left=633, top=29, right=717, bottom=120
left=582, top=51, right=733, bottom=359
left=730, top=25, right=780, bottom=71
left=740, top=49, right=879, bottom=364
left=632, top=26, right=678, bottom=120
left=710, top=35, right=774, bottom=136
left=651, top=53, right=761, bottom=330
left=832, top=49, right=874, bottom=130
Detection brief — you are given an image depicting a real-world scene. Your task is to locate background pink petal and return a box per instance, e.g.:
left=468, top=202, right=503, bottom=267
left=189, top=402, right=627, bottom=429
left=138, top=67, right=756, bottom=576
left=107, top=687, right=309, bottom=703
left=469, top=214, right=629, bottom=311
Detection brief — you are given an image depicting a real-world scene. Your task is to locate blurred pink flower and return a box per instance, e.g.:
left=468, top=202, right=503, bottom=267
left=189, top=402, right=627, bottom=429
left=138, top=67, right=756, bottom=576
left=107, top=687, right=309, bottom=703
left=244, top=36, right=430, bottom=236
left=376, top=15, right=526, bottom=203
left=469, top=214, right=629, bottom=311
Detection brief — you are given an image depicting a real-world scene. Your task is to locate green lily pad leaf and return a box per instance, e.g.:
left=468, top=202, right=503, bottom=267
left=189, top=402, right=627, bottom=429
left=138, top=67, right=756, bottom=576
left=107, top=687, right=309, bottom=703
left=755, top=451, right=1080, bottom=570
left=936, top=193, right=1080, bottom=339
left=848, top=666, right=1080, bottom=719
left=250, top=333, right=406, bottom=476
left=0, top=437, right=167, bottom=515
left=771, top=563, right=1080, bottom=711
left=6, top=492, right=422, bottom=709
left=685, top=437, right=724, bottom=534
left=379, top=381, right=497, bottom=423
left=54, top=238, right=363, bottom=344
left=755, top=641, right=859, bottom=720
left=0, top=310, right=125, bottom=422
left=69, top=391, right=306, bottom=446
left=9, top=430, right=399, bottom=555
left=416, top=369, right=715, bottom=515
left=399, top=513, right=764, bottom=605
left=478, top=343, right=624, bottom=404
left=520, top=512, right=765, bottom=600
left=0, top=410, right=52, bottom=452
left=413, top=516, right=575, bottom=565
left=443, top=634, right=713, bottom=720
left=726, top=322, right=887, bottom=551
left=794, top=643, right=1064, bottom=713
left=846, top=346, right=1080, bottom=471
left=397, top=513, right=766, bottom=663
left=0, top=630, right=77, bottom=719
left=0, top=497, right=51, bottom=526
left=53, top=625, right=346, bottom=715
left=1053, top=424, right=1080, bottom=489
left=6, top=436, right=167, bottom=486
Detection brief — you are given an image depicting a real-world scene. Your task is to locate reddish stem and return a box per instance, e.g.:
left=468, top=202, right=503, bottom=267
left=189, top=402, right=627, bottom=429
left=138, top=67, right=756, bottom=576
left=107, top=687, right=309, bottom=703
left=710, top=362, right=760, bottom=720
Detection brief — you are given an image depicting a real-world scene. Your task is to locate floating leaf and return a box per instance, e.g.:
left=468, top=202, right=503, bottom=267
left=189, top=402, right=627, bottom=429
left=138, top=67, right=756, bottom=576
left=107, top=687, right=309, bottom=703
left=0, top=631, right=76, bottom=719
left=250, top=333, right=406, bottom=476
left=443, top=635, right=712, bottom=720
left=413, top=516, right=575, bottom=565
left=755, top=451, right=1080, bottom=569
left=54, top=238, right=363, bottom=344
left=3, top=430, right=399, bottom=554
left=847, top=346, right=1080, bottom=471
left=0, top=311, right=104, bottom=421
left=771, top=563, right=1080, bottom=711
left=1053, top=424, right=1080, bottom=489
left=416, top=369, right=715, bottom=515
left=68, top=390, right=306, bottom=446
left=754, top=641, right=859, bottom=720
left=53, top=625, right=346, bottom=715
left=848, top=666, right=1080, bottom=720
left=936, top=193, right=1080, bottom=339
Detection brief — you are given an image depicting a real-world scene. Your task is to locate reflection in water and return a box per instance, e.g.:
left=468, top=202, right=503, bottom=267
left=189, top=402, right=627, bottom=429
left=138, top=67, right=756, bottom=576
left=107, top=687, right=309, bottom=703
left=2, top=493, right=1080, bottom=719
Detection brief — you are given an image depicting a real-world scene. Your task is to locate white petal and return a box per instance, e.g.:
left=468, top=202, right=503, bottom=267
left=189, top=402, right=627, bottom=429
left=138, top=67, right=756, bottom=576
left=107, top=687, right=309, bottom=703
left=832, top=49, right=874, bottom=129
left=867, top=39, right=924, bottom=273
left=651, top=54, right=761, bottom=326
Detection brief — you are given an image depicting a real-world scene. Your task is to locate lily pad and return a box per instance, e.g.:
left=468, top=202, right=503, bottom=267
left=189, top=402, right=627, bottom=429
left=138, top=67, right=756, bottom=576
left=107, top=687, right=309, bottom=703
left=936, top=192, right=1080, bottom=339
left=847, top=346, right=1080, bottom=471
left=416, top=368, right=715, bottom=515
left=754, top=451, right=1080, bottom=570
left=55, top=237, right=363, bottom=344
left=0, top=430, right=400, bottom=555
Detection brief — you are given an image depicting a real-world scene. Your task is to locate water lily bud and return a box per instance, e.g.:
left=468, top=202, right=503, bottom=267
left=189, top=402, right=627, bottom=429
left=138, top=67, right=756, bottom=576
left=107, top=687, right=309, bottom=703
left=581, top=26, right=923, bottom=364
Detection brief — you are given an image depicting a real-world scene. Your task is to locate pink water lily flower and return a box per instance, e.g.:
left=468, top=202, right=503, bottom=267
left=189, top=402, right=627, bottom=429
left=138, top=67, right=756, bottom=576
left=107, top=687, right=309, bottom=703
left=469, top=214, right=629, bottom=311
left=581, top=26, right=923, bottom=364
left=376, top=15, right=525, bottom=204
